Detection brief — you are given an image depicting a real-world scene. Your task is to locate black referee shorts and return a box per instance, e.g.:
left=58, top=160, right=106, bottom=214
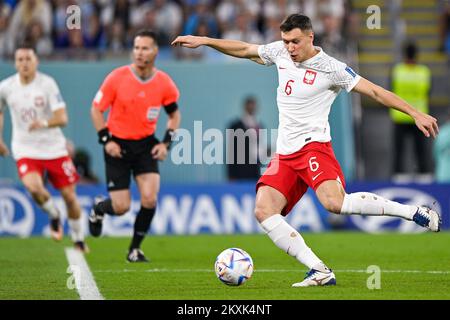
left=104, top=135, right=159, bottom=191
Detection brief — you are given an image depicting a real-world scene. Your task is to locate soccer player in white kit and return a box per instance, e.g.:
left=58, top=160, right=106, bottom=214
left=172, top=14, right=441, bottom=287
left=0, top=45, right=88, bottom=253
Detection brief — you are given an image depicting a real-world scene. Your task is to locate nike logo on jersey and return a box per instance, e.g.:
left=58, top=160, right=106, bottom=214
left=312, top=172, right=324, bottom=181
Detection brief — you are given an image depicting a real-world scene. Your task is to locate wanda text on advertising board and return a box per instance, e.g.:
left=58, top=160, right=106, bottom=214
left=0, top=182, right=448, bottom=237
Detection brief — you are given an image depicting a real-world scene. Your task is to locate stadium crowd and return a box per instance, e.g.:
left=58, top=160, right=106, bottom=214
left=0, top=0, right=357, bottom=61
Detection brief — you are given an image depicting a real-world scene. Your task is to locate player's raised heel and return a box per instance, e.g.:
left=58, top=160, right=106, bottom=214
left=74, top=241, right=90, bottom=253
left=292, top=269, right=336, bottom=287
left=88, top=196, right=105, bottom=237
left=413, top=207, right=441, bottom=232
left=49, top=218, right=63, bottom=241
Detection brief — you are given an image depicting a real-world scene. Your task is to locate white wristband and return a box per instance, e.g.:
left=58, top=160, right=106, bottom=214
left=41, top=120, right=49, bottom=128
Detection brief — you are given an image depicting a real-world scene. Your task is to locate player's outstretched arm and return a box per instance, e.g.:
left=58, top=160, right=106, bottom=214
left=353, top=77, right=439, bottom=138
left=171, top=35, right=264, bottom=64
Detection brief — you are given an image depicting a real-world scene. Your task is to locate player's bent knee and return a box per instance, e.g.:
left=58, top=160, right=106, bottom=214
left=254, top=202, right=275, bottom=223
left=141, top=195, right=157, bottom=209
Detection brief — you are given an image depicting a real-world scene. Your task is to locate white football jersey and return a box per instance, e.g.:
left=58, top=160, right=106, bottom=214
left=0, top=72, right=68, bottom=160
left=258, top=41, right=361, bottom=155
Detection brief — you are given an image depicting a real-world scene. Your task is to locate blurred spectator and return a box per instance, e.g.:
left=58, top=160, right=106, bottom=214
left=139, top=6, right=170, bottom=46
left=302, top=0, right=345, bottom=35
left=67, top=140, right=99, bottom=184
left=24, top=20, right=53, bottom=57
left=0, top=0, right=356, bottom=61
left=151, top=0, right=183, bottom=45
left=100, top=0, right=131, bottom=31
left=73, top=148, right=99, bottom=184
left=262, top=0, right=301, bottom=21
left=263, top=16, right=282, bottom=43
left=105, top=19, right=127, bottom=54
left=222, top=11, right=264, bottom=44
left=433, top=108, right=450, bottom=182
left=83, top=10, right=103, bottom=48
left=440, top=1, right=450, bottom=55
left=8, top=0, right=52, bottom=51
left=216, top=0, right=259, bottom=32
left=0, top=2, right=12, bottom=58
left=63, top=28, right=98, bottom=60
left=183, top=0, right=219, bottom=38
left=101, top=0, right=141, bottom=45
left=342, top=0, right=359, bottom=43
left=315, top=6, right=348, bottom=61
left=216, top=0, right=241, bottom=32
left=68, top=28, right=84, bottom=49
left=3, top=0, right=16, bottom=9
left=78, top=0, right=103, bottom=49
left=53, top=0, right=72, bottom=48
left=176, top=18, right=224, bottom=60
left=226, top=96, right=265, bottom=181
left=389, top=41, right=432, bottom=174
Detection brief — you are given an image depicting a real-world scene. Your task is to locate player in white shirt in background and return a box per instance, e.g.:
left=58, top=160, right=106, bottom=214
left=0, top=45, right=88, bottom=253
left=172, top=14, right=441, bottom=287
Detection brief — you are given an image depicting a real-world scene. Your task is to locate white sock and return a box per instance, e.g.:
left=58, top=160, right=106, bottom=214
left=40, top=198, right=60, bottom=219
left=260, top=214, right=323, bottom=269
left=341, top=192, right=417, bottom=220
left=68, top=218, right=84, bottom=242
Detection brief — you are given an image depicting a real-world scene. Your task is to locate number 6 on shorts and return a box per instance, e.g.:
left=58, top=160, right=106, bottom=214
left=309, top=156, right=319, bottom=172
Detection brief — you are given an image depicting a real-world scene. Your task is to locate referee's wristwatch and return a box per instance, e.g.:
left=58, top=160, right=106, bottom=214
left=98, top=128, right=111, bottom=145
left=163, top=129, right=175, bottom=150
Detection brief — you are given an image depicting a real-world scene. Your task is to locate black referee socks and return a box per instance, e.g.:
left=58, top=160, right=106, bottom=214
left=130, top=206, right=156, bottom=250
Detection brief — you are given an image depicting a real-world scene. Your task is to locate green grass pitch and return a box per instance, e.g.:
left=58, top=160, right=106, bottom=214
left=0, top=232, right=449, bottom=300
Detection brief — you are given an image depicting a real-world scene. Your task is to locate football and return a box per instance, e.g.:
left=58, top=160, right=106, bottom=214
left=214, top=248, right=254, bottom=286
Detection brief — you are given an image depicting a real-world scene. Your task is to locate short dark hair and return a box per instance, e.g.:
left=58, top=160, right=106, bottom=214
left=280, top=14, right=313, bottom=33
left=403, top=41, right=417, bottom=60
left=244, top=96, right=257, bottom=105
left=15, top=42, right=36, bottom=53
left=134, top=29, right=159, bottom=46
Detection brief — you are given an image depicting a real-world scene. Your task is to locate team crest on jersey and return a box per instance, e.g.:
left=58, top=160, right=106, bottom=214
left=146, top=106, right=160, bottom=121
left=303, top=70, right=317, bottom=85
left=34, top=96, right=45, bottom=108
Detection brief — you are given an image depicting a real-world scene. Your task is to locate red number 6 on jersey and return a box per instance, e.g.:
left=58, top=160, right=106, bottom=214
left=284, top=80, right=295, bottom=95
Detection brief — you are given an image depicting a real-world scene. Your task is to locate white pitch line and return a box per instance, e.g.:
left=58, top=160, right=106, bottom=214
left=93, top=268, right=450, bottom=275
left=65, top=248, right=104, bottom=300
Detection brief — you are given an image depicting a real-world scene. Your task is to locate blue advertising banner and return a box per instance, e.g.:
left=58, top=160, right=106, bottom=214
left=0, top=182, right=448, bottom=237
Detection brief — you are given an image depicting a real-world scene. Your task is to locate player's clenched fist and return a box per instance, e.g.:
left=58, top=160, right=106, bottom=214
left=28, top=119, right=48, bottom=131
left=151, top=143, right=168, bottom=160
left=171, top=35, right=204, bottom=48
left=104, top=141, right=122, bottom=158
